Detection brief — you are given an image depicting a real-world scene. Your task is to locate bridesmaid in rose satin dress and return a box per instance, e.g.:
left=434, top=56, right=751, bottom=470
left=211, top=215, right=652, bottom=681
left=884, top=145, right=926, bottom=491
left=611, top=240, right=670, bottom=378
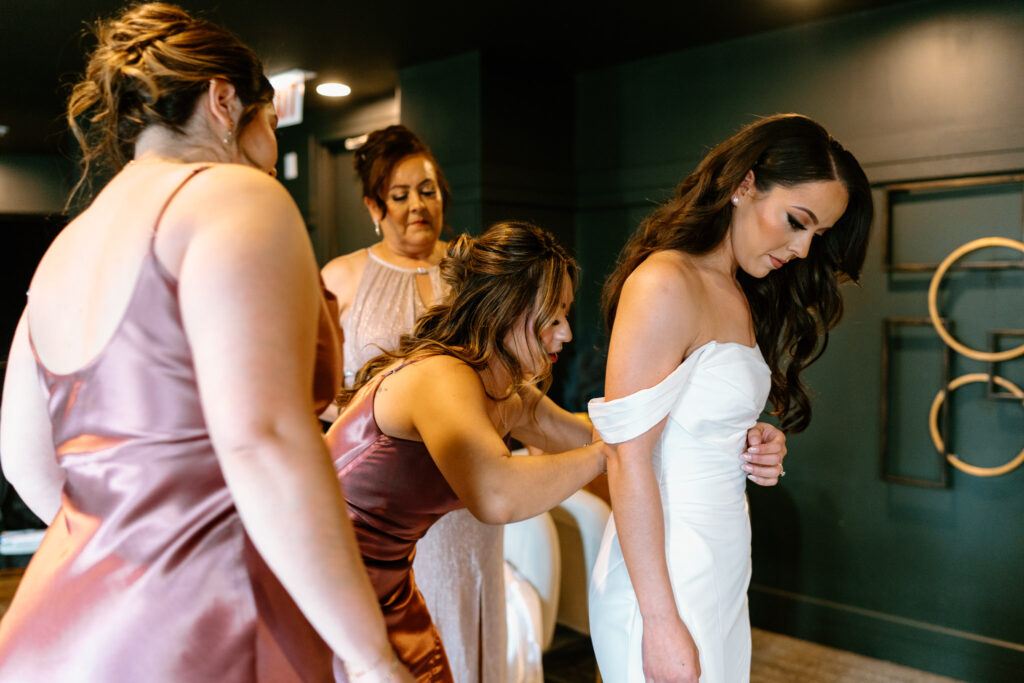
left=326, top=223, right=607, bottom=680
left=0, top=4, right=410, bottom=682
left=322, top=126, right=510, bottom=683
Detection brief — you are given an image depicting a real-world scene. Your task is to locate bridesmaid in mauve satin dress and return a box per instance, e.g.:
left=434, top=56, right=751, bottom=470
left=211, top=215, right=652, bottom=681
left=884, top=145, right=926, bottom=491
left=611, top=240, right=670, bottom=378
left=328, top=362, right=474, bottom=680
left=326, top=222, right=607, bottom=681
left=0, top=4, right=410, bottom=682
left=322, top=125, right=508, bottom=682
left=0, top=167, right=342, bottom=681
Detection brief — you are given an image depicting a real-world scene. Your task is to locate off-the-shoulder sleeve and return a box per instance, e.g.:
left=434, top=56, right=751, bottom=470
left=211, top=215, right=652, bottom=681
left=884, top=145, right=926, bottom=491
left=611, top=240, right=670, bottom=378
left=587, top=344, right=708, bottom=444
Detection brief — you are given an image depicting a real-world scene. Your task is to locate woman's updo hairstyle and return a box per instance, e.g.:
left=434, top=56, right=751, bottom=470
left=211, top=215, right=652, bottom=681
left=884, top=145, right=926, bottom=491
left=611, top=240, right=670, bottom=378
left=354, top=124, right=453, bottom=217
left=438, top=230, right=475, bottom=291
left=67, top=2, right=273, bottom=202
left=340, top=222, right=577, bottom=407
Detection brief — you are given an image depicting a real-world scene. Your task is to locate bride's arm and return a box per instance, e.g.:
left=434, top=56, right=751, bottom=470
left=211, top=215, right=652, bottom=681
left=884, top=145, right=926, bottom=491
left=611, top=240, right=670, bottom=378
left=602, top=253, right=702, bottom=682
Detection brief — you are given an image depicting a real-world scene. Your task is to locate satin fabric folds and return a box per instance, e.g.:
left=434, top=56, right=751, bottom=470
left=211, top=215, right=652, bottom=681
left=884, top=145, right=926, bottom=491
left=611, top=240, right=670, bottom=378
left=587, top=341, right=771, bottom=683
left=341, top=251, right=506, bottom=682
left=0, top=170, right=343, bottom=683
left=326, top=366, right=463, bottom=682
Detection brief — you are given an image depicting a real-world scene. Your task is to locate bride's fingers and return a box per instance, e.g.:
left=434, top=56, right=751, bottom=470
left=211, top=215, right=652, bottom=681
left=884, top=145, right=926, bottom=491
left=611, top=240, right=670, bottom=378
left=743, top=460, right=782, bottom=477
left=741, top=450, right=783, bottom=478
left=746, top=472, right=780, bottom=486
left=742, top=448, right=781, bottom=463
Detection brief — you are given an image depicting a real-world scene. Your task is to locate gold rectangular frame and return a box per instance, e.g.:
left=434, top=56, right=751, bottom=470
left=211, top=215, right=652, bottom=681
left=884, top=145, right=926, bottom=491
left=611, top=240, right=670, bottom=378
left=880, top=317, right=953, bottom=488
left=881, top=173, right=1024, bottom=272
left=987, top=329, right=1024, bottom=400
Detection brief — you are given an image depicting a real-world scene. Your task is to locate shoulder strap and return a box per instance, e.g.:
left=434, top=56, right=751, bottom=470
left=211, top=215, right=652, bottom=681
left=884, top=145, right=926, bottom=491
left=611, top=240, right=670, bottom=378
left=152, top=165, right=211, bottom=235
left=382, top=355, right=430, bottom=379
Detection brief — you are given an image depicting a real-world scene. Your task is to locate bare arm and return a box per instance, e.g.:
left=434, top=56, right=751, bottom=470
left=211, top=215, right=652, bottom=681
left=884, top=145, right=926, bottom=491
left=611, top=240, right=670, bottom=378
left=511, top=384, right=592, bottom=453
left=0, top=313, right=64, bottom=524
left=174, top=168, right=400, bottom=675
left=603, top=253, right=702, bottom=681
left=385, top=357, right=605, bottom=524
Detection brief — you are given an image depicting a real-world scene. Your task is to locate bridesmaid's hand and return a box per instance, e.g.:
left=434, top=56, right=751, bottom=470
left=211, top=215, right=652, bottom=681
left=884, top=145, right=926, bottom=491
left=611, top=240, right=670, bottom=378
left=389, top=664, right=416, bottom=683
left=641, top=613, right=701, bottom=682
left=742, top=421, right=787, bottom=486
left=347, top=651, right=414, bottom=683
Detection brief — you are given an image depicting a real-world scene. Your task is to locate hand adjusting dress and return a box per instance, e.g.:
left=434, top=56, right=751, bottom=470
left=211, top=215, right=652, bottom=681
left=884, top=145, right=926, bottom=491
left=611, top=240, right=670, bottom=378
left=587, top=341, right=770, bottom=683
left=0, top=167, right=343, bottom=682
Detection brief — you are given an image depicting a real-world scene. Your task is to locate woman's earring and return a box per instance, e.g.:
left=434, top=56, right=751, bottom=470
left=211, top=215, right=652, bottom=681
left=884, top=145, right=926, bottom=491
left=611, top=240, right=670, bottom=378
left=222, top=128, right=234, bottom=146
left=373, top=220, right=381, bottom=238
left=731, top=195, right=739, bottom=206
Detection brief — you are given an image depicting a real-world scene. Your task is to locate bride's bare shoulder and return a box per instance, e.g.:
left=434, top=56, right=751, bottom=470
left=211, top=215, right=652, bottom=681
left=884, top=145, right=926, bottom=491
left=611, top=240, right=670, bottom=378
left=623, top=250, right=704, bottom=311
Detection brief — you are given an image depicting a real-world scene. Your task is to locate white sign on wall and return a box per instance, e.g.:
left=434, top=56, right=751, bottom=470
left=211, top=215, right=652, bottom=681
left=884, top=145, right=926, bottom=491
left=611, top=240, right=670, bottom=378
left=269, top=69, right=315, bottom=128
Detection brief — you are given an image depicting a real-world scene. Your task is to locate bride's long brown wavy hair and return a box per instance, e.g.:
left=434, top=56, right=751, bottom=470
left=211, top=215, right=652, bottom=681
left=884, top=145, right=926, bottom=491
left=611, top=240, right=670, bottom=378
left=338, top=221, right=578, bottom=407
left=603, top=114, right=873, bottom=433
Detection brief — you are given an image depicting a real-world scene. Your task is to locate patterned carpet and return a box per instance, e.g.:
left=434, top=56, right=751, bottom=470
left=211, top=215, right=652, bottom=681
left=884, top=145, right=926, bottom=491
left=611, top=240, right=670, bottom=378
left=542, top=626, right=965, bottom=683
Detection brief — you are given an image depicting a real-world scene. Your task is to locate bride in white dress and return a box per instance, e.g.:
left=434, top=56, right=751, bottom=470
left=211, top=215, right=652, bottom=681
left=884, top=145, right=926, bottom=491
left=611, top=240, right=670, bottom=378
left=588, top=114, right=874, bottom=682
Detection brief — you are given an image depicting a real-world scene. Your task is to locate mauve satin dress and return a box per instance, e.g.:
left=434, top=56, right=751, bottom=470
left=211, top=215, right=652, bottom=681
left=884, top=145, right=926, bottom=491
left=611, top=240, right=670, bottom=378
left=0, top=167, right=343, bottom=682
left=326, top=361, right=504, bottom=682
left=342, top=251, right=506, bottom=682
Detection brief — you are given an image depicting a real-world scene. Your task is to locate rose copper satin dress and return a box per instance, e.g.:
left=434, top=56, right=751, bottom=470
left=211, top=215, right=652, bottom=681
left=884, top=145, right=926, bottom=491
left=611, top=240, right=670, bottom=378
left=0, top=167, right=342, bottom=682
left=326, top=361, right=501, bottom=682
left=341, top=252, right=505, bottom=682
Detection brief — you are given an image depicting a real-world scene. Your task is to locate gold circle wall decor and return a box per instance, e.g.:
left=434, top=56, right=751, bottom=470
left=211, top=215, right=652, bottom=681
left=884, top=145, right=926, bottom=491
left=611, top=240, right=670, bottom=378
left=928, top=373, right=1024, bottom=477
left=927, top=237, right=1024, bottom=362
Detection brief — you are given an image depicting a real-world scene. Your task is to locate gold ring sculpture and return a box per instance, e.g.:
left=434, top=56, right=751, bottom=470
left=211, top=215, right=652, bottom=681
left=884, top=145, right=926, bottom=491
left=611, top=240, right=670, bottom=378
left=928, top=373, right=1024, bottom=477
left=927, top=237, right=1024, bottom=362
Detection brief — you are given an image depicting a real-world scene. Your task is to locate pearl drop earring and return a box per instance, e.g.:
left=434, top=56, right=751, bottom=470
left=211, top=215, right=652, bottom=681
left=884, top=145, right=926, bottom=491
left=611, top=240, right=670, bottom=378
left=731, top=195, right=739, bottom=206
left=373, top=220, right=381, bottom=238
left=222, top=128, right=234, bottom=146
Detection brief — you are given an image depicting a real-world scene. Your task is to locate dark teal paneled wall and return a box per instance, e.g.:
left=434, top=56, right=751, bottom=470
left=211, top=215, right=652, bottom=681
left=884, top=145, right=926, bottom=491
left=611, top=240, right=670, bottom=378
left=399, top=53, right=583, bottom=404
left=575, top=0, right=1024, bottom=330
left=477, top=54, right=575, bottom=249
left=398, top=51, right=578, bottom=248
left=574, top=0, right=1024, bottom=679
left=400, top=52, right=483, bottom=237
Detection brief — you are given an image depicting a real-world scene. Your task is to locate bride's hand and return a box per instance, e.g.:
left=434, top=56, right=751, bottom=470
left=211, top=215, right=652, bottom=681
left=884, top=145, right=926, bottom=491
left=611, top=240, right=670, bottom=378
left=742, top=421, right=787, bottom=486
left=641, top=613, right=701, bottom=682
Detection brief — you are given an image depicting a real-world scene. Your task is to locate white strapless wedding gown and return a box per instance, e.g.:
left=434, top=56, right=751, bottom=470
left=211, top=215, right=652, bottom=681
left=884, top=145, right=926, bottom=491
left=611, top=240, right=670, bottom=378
left=587, top=341, right=771, bottom=683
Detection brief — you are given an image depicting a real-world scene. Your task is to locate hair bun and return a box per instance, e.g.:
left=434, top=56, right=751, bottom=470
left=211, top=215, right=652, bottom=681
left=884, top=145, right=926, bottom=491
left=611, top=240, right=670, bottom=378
left=66, top=2, right=273, bottom=208
left=440, top=233, right=474, bottom=289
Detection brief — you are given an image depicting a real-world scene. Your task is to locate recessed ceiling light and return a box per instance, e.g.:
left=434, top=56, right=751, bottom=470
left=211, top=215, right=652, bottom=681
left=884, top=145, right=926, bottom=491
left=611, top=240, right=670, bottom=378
left=316, top=82, right=351, bottom=97
left=0, top=125, right=9, bottom=137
